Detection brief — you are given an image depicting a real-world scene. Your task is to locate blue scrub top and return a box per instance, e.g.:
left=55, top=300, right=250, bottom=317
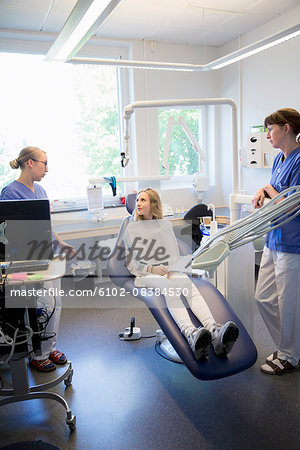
left=266, top=147, right=300, bottom=254
left=0, top=180, right=57, bottom=251
left=0, top=180, right=48, bottom=200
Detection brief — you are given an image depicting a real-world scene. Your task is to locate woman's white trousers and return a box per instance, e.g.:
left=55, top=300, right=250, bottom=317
left=255, top=247, right=300, bottom=366
left=33, top=277, right=62, bottom=360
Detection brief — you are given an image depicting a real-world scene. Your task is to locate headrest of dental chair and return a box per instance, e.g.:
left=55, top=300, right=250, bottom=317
left=184, top=203, right=213, bottom=221
left=126, top=193, right=137, bottom=214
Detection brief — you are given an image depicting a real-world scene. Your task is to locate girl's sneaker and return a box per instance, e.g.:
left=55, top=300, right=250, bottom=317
left=213, top=321, right=239, bottom=356
left=188, top=327, right=212, bottom=360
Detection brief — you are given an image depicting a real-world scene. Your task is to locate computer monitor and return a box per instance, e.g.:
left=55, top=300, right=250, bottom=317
left=0, top=199, right=53, bottom=262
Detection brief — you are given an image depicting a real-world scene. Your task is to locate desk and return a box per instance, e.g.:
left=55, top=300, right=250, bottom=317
left=0, top=256, right=76, bottom=431
left=54, top=211, right=229, bottom=241
left=54, top=213, right=186, bottom=240
left=5, top=255, right=67, bottom=284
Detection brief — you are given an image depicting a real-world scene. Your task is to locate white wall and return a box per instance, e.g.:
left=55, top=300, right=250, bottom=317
left=216, top=7, right=300, bottom=205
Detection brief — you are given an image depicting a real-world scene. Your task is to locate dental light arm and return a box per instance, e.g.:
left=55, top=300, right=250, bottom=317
left=191, top=186, right=300, bottom=273
left=162, top=116, right=206, bottom=174
left=179, top=117, right=206, bottom=161
left=162, top=116, right=175, bottom=172
left=121, top=115, right=131, bottom=167
left=122, top=98, right=238, bottom=185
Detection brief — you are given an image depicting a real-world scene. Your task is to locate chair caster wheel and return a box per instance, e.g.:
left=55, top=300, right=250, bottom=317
left=64, top=368, right=74, bottom=386
left=67, top=415, right=76, bottom=431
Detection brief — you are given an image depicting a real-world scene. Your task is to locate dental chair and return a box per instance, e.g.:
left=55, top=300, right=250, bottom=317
left=106, top=193, right=257, bottom=380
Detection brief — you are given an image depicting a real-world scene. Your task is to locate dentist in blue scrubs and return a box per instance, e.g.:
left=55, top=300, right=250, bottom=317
left=252, top=108, right=300, bottom=375
left=1, top=146, right=75, bottom=372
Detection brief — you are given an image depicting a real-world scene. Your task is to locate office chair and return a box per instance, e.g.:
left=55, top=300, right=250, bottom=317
left=182, top=204, right=213, bottom=251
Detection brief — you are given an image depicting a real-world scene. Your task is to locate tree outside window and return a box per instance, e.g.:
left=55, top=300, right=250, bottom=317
left=0, top=53, right=121, bottom=202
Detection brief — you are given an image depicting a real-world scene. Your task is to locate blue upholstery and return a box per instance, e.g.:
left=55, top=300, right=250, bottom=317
left=107, top=213, right=257, bottom=380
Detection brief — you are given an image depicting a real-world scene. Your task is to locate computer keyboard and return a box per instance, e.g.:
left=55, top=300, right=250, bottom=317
left=1, top=260, right=50, bottom=274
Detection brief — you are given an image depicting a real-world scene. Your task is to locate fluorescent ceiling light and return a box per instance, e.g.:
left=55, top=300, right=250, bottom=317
left=46, top=1, right=299, bottom=72
left=72, top=57, right=203, bottom=71
left=71, top=23, right=300, bottom=71
left=46, top=0, right=122, bottom=62
left=205, top=23, right=300, bottom=70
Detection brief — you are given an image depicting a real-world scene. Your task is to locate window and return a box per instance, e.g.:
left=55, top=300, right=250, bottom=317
left=159, top=108, right=203, bottom=176
left=0, top=53, right=122, bottom=206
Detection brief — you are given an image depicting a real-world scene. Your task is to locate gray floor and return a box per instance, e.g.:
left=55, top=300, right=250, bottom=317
left=0, top=281, right=299, bottom=450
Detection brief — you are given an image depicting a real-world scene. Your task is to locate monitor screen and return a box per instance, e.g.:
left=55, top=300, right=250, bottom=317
left=0, top=199, right=53, bottom=262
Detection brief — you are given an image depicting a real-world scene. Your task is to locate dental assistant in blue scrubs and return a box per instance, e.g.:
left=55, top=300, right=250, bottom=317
left=252, top=108, right=300, bottom=375
left=1, top=146, right=76, bottom=372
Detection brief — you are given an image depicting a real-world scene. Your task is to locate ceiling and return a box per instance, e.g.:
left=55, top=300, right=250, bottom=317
left=0, top=0, right=299, bottom=47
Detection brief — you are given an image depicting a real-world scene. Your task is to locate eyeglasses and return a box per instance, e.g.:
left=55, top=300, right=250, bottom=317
left=32, top=159, right=48, bottom=167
